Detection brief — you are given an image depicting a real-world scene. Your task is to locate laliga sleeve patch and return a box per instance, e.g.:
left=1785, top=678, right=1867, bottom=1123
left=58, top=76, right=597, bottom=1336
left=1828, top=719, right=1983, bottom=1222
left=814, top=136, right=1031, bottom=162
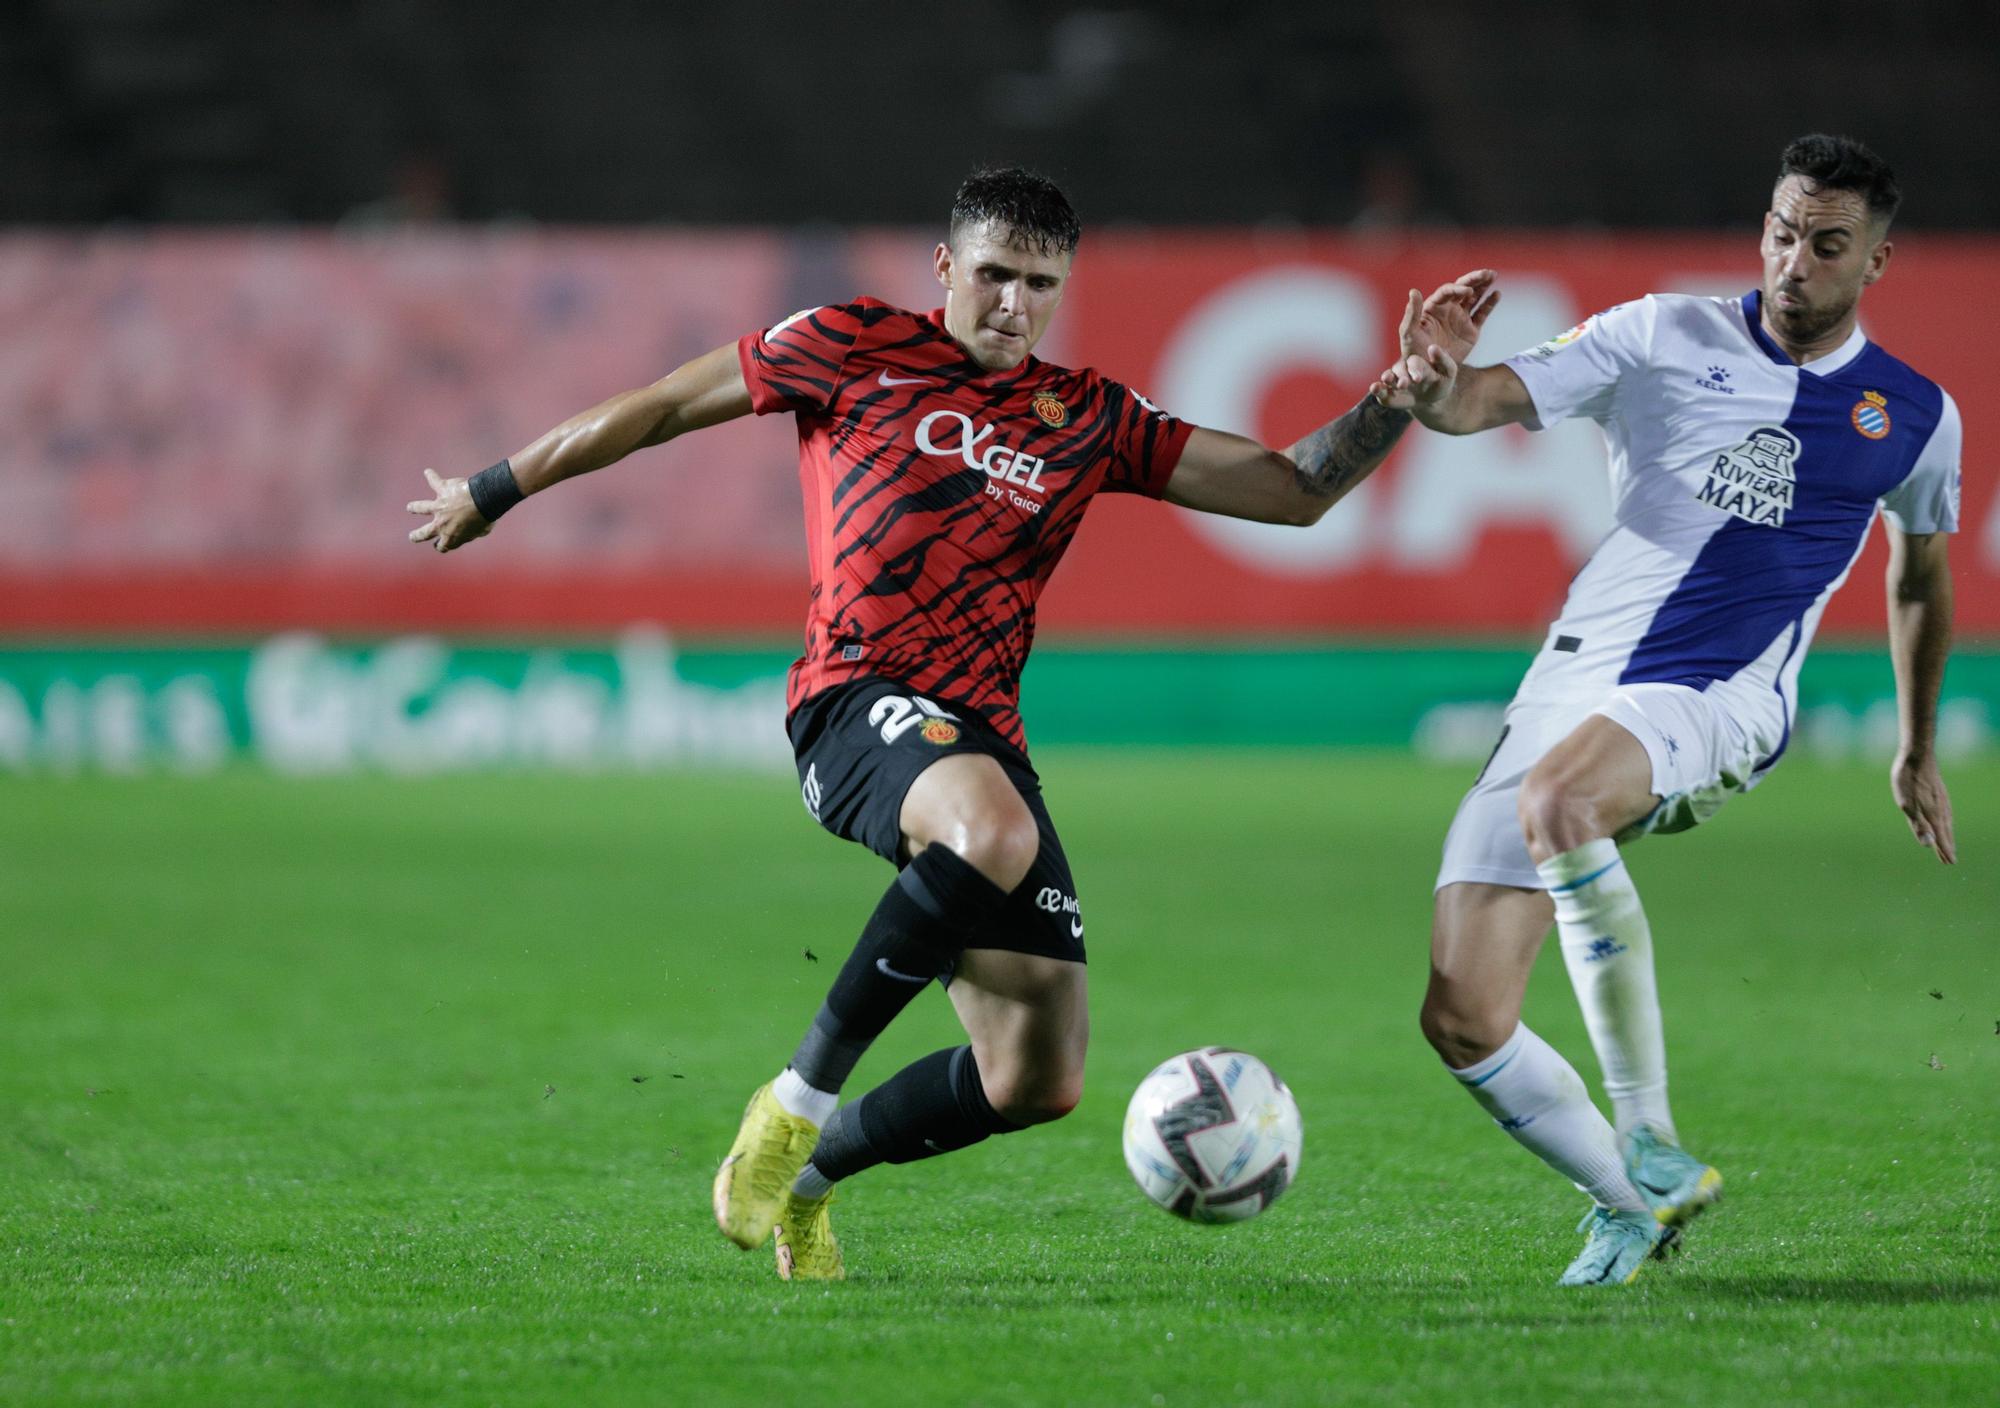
left=1524, top=317, right=1594, bottom=360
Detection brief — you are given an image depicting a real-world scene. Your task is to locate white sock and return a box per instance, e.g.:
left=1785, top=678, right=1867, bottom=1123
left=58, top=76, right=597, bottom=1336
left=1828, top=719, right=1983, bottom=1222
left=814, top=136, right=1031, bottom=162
left=1538, top=839, right=1675, bottom=1143
left=791, top=1161, right=834, bottom=1199
left=1451, top=1024, right=1647, bottom=1212
left=772, top=1067, right=838, bottom=1126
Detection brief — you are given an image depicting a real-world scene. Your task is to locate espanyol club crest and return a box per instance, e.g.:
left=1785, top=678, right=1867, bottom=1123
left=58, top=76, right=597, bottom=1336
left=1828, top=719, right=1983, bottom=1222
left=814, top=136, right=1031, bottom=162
left=1851, top=390, right=1892, bottom=440
left=1031, top=392, right=1068, bottom=428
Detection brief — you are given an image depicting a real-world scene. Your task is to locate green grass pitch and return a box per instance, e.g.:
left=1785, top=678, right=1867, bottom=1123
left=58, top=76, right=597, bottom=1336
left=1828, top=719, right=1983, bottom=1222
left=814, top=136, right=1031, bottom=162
left=4, top=754, right=1996, bottom=1405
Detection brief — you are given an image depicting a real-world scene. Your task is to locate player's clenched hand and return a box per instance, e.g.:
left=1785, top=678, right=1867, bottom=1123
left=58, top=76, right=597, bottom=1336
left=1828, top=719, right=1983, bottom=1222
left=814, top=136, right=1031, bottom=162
left=406, top=468, right=492, bottom=553
left=1891, top=750, right=1956, bottom=864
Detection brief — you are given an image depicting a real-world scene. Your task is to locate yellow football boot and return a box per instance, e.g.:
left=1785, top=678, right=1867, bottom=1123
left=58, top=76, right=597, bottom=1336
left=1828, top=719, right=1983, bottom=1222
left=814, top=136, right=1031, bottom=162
left=712, top=1082, right=820, bottom=1249
left=774, top=1188, right=845, bottom=1281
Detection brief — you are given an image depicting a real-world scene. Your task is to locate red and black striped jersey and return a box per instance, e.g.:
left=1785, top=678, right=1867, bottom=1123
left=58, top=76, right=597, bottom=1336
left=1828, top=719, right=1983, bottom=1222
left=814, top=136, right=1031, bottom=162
left=738, top=298, right=1192, bottom=752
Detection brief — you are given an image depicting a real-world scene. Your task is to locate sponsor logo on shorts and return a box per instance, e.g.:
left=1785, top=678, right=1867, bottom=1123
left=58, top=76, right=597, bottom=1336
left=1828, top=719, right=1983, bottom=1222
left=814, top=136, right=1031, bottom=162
left=919, top=717, right=961, bottom=745
left=1031, top=392, right=1068, bottom=428
left=1036, top=886, right=1083, bottom=939
left=801, top=763, right=823, bottom=821
left=875, top=957, right=929, bottom=984
left=1851, top=390, right=1891, bottom=439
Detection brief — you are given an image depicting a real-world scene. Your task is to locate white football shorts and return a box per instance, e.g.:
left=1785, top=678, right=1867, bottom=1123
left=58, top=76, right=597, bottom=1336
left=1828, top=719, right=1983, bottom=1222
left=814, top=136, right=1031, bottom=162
left=1435, top=681, right=1785, bottom=891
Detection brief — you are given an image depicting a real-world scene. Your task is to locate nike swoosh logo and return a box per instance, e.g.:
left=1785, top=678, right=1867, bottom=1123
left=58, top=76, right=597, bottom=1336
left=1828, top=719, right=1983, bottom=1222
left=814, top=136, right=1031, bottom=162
left=1071, top=918, right=1085, bottom=938
left=878, top=370, right=929, bottom=387
left=875, top=957, right=929, bottom=984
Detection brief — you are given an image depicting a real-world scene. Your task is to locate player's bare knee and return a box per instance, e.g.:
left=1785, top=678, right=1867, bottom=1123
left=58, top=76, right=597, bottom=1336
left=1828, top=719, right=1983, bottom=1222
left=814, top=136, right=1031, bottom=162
left=985, top=1068, right=1082, bottom=1125
left=1429, top=1019, right=1509, bottom=1071
left=1419, top=991, right=1510, bottom=1070
left=1515, top=768, right=1560, bottom=853
left=1517, top=767, right=1600, bottom=860
left=1035, top=1072, right=1085, bottom=1123
left=951, top=805, right=1040, bottom=892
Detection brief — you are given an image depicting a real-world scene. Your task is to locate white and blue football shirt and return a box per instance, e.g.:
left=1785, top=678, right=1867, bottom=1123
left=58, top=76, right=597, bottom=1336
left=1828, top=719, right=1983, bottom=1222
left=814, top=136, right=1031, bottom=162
left=1503, top=290, right=1961, bottom=764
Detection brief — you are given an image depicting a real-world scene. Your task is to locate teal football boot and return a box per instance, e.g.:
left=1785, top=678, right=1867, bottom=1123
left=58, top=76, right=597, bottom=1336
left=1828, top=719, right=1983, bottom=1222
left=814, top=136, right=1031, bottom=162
left=1625, top=1126, right=1723, bottom=1230
left=1559, top=1206, right=1674, bottom=1287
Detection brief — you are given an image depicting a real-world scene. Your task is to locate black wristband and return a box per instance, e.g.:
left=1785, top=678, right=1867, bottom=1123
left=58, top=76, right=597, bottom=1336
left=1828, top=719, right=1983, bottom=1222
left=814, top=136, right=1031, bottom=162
left=466, top=459, right=525, bottom=523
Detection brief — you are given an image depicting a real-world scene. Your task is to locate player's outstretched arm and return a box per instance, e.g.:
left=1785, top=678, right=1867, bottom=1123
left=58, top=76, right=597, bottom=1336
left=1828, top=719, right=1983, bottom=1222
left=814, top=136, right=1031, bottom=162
left=1886, top=526, right=1957, bottom=863
left=406, top=343, right=753, bottom=553
left=1163, top=272, right=1498, bottom=524
left=1161, top=404, right=1411, bottom=526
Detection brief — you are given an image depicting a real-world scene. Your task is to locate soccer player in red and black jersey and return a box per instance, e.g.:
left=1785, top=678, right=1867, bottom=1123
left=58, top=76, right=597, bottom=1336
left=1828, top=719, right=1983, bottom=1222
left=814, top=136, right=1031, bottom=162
left=409, top=169, right=1496, bottom=1279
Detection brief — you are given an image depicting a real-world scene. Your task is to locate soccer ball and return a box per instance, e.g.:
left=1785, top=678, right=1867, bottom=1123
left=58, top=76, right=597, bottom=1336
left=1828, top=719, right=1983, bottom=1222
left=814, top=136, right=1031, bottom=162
left=1122, top=1047, right=1302, bottom=1223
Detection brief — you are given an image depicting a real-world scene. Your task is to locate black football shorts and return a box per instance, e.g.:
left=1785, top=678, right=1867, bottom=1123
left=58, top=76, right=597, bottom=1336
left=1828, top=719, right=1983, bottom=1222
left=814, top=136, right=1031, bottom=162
left=787, top=678, right=1086, bottom=965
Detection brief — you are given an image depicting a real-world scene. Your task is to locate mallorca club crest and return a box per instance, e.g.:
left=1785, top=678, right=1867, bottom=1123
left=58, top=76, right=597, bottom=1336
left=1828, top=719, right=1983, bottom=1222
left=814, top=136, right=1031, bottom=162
left=1031, top=392, right=1068, bottom=428
left=1696, top=426, right=1801, bottom=527
left=1851, top=390, right=1892, bottom=440
left=919, top=717, right=961, bottom=746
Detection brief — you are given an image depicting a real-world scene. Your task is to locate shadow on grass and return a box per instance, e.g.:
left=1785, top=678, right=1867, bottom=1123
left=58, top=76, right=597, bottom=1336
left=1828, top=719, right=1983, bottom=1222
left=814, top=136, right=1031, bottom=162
left=1694, top=1275, right=2000, bottom=1306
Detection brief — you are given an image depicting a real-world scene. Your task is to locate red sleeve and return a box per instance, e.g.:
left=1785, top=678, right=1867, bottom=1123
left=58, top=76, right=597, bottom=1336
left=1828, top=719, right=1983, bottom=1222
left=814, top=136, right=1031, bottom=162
left=736, top=302, right=870, bottom=416
left=1099, top=378, right=1195, bottom=498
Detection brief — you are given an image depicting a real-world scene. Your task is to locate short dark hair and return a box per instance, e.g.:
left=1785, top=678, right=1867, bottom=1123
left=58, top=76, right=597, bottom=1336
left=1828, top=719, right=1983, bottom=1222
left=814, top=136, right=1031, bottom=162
left=949, top=167, right=1081, bottom=256
left=1777, top=134, right=1901, bottom=227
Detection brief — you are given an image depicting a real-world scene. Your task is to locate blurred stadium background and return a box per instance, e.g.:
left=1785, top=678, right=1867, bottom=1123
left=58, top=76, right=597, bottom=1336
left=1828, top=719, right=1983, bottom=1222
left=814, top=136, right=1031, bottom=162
left=4, top=0, right=1995, bottom=772
left=8, top=8, right=2000, bottom=1405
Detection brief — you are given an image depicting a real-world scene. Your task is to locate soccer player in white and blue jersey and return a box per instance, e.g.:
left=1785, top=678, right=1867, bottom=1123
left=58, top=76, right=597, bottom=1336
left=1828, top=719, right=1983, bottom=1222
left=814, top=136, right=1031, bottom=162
left=1373, top=134, right=1962, bottom=1286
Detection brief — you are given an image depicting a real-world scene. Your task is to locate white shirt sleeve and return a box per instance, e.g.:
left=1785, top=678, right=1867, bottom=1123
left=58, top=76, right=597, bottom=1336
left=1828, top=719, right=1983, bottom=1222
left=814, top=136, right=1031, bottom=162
left=1880, top=390, right=1962, bottom=534
left=1502, top=297, right=1657, bottom=430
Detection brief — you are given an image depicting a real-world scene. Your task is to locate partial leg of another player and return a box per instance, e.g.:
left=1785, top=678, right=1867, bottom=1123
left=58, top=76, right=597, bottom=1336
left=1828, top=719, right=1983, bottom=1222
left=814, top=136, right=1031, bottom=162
left=1424, top=881, right=1667, bottom=1285
left=779, top=946, right=1085, bottom=1279
left=716, top=749, right=1081, bottom=1278
left=714, top=752, right=1030, bottom=1256
left=1518, top=714, right=1722, bottom=1231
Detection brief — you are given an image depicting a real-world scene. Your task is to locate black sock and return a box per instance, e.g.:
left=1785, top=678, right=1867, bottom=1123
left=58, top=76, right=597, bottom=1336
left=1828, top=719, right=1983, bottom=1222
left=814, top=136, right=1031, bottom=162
left=788, top=845, right=1009, bottom=1093
left=808, top=1045, right=1021, bottom=1182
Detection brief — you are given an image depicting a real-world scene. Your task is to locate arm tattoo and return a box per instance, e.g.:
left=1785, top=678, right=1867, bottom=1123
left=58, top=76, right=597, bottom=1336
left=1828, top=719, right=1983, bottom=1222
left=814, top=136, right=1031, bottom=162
left=1287, top=396, right=1413, bottom=501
